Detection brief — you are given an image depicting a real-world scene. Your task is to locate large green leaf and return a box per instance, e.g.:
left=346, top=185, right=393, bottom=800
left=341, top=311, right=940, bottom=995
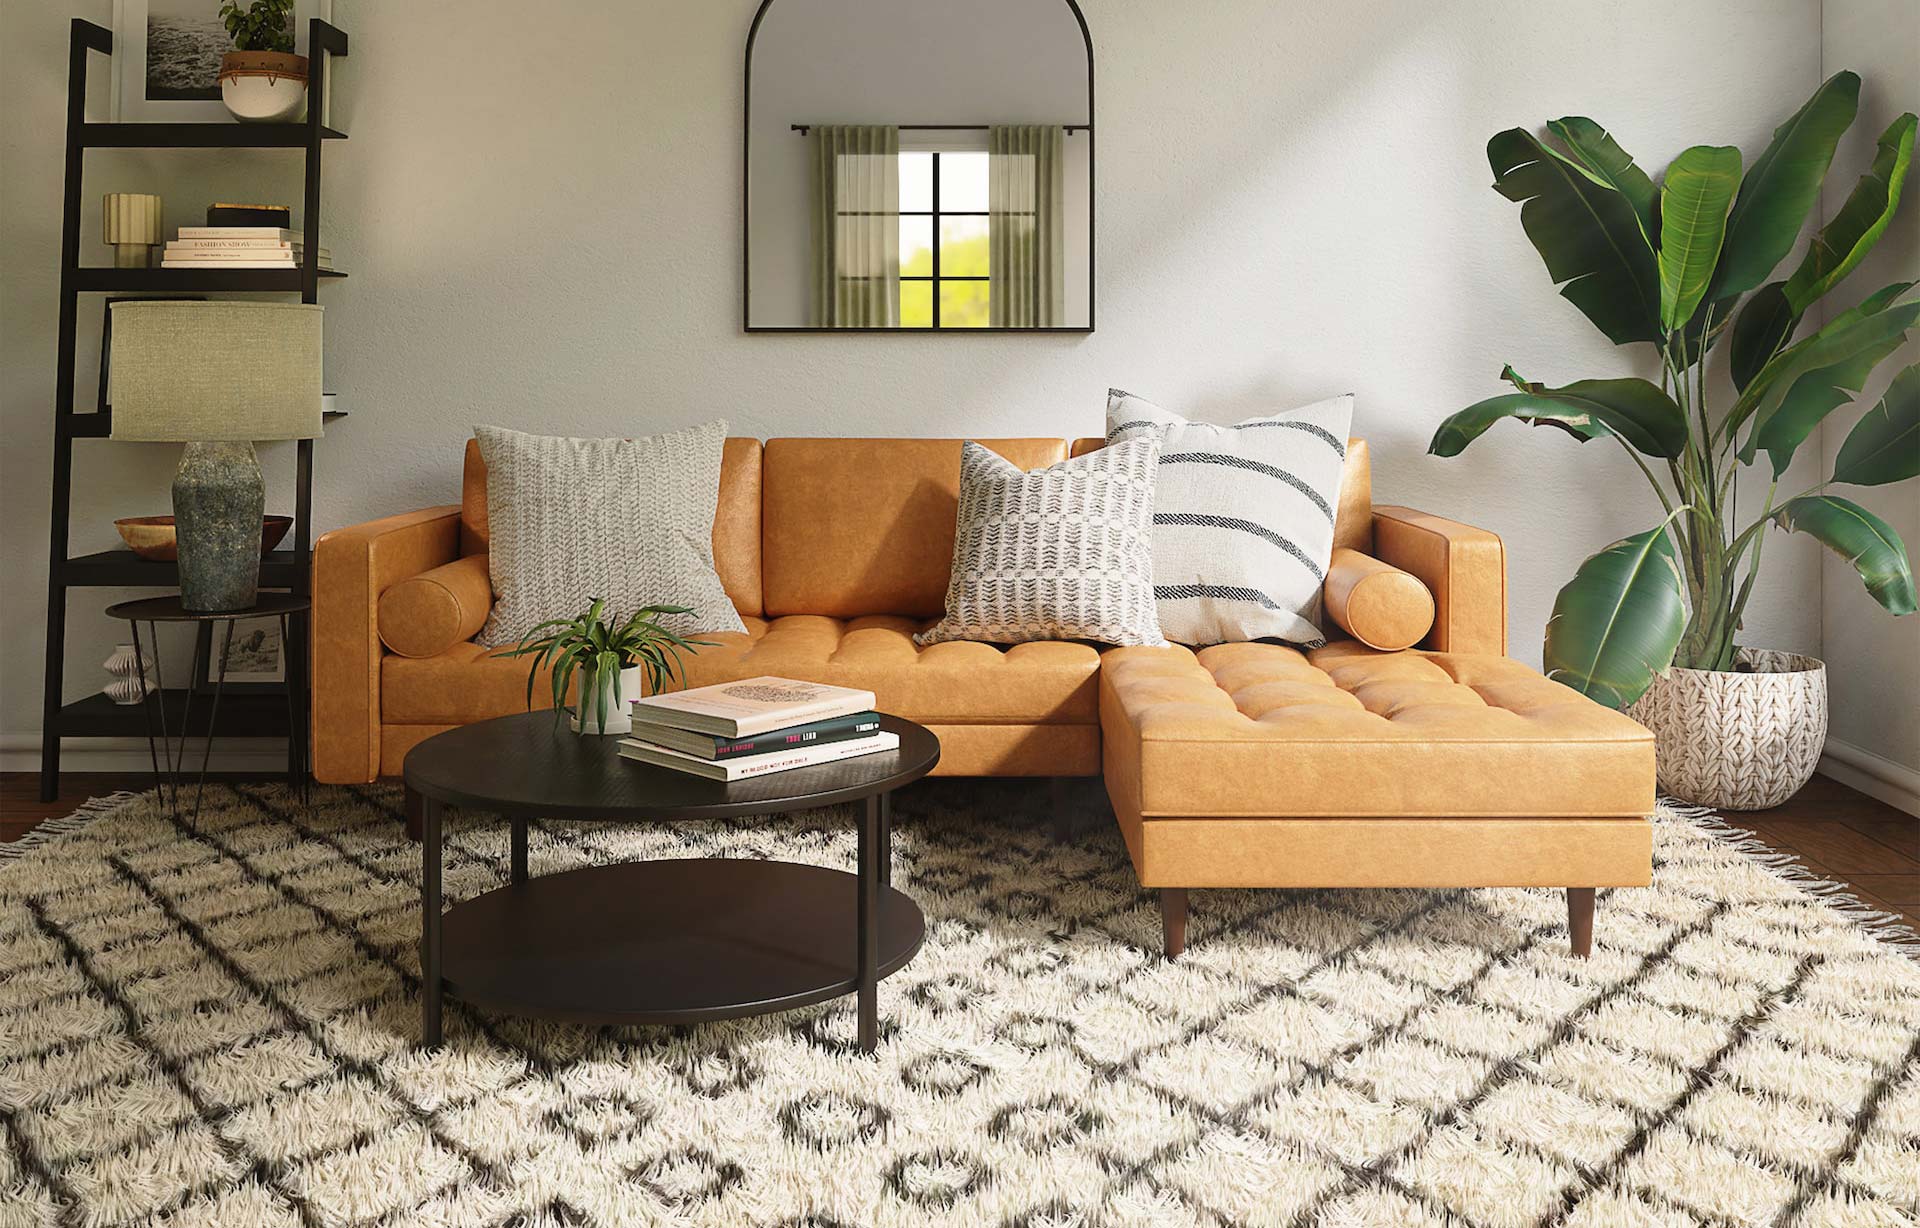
left=1773, top=494, right=1918, bottom=614
left=1429, top=367, right=1687, bottom=458
left=1832, top=363, right=1920, bottom=486
left=1547, top=116, right=1660, bottom=247
left=1714, top=71, right=1859, bottom=298
left=1735, top=289, right=1920, bottom=472
left=1489, top=128, right=1662, bottom=345
left=1727, top=281, right=1917, bottom=442
left=1658, top=144, right=1743, bottom=330
left=1543, top=521, right=1689, bottom=709
left=1784, top=113, right=1916, bottom=314
left=1728, top=281, right=1797, bottom=392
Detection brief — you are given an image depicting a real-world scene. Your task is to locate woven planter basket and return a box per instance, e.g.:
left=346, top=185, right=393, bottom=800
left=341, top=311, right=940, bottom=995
left=1626, top=648, right=1827, bottom=811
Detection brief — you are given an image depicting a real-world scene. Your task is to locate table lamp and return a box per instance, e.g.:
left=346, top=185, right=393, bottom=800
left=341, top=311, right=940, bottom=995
left=109, top=301, right=323, bottom=611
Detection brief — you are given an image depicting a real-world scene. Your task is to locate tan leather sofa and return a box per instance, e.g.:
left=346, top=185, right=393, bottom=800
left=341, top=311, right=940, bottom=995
left=314, top=436, right=1653, bottom=955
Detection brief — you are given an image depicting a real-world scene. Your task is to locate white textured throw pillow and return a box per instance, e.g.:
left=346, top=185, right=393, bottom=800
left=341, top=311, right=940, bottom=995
left=1108, top=389, right=1354, bottom=647
left=916, top=438, right=1166, bottom=647
left=474, top=422, right=746, bottom=647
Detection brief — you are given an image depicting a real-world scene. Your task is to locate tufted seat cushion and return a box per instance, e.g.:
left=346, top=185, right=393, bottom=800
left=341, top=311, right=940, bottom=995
left=1100, top=639, right=1654, bottom=819
left=382, top=614, right=1103, bottom=727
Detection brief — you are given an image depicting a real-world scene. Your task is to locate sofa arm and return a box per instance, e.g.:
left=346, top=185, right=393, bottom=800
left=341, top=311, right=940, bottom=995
left=1370, top=505, right=1506, bottom=656
left=312, top=506, right=462, bottom=783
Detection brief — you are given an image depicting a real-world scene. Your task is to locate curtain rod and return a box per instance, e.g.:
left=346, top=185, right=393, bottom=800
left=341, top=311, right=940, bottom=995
left=790, top=123, right=1089, bottom=134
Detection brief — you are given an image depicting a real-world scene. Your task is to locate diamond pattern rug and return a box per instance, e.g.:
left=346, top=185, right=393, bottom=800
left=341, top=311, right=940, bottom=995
left=1, top=781, right=1916, bottom=1228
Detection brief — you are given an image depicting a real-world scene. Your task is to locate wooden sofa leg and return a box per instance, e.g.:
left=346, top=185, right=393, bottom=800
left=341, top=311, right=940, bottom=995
left=1048, top=777, right=1073, bottom=843
left=405, top=786, right=424, bottom=843
left=1567, top=888, right=1595, bottom=957
left=1161, top=888, right=1188, bottom=960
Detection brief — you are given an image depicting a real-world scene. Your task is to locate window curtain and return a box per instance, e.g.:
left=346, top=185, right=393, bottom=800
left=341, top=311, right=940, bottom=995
left=810, top=125, right=900, bottom=328
left=988, top=124, right=1066, bottom=327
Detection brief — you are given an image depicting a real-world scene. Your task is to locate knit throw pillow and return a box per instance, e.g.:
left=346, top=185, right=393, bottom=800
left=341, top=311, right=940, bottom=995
left=916, top=438, right=1166, bottom=648
left=474, top=422, right=746, bottom=647
left=1107, top=389, right=1354, bottom=647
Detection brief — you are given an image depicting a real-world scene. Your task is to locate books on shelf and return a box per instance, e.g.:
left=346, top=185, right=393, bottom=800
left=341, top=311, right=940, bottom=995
left=161, top=227, right=331, bottom=269
left=631, top=677, right=876, bottom=739
left=617, top=728, right=899, bottom=782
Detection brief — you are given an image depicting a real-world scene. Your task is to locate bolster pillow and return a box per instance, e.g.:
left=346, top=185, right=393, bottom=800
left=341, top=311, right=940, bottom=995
left=1323, top=548, right=1435, bottom=651
left=377, top=553, right=494, bottom=658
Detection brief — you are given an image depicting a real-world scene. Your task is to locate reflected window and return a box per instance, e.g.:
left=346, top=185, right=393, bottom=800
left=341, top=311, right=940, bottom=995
left=894, top=151, right=999, bottom=328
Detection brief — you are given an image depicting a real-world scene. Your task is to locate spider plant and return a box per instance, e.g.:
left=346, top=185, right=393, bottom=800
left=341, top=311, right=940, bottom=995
left=493, top=599, right=713, bottom=733
left=1431, top=71, right=1918, bottom=708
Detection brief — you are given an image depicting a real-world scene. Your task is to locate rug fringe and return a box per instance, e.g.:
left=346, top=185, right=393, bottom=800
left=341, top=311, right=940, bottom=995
left=1662, top=797, right=1920, bottom=960
left=0, top=791, right=145, bottom=865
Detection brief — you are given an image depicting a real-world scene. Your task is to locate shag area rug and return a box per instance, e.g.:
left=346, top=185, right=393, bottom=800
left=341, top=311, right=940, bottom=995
left=2, top=782, right=1916, bottom=1228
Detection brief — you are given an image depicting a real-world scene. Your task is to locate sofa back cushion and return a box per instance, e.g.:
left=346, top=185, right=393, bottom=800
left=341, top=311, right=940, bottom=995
left=461, top=435, right=765, bottom=617
left=762, top=438, right=1070, bottom=618
left=1070, top=435, right=1373, bottom=553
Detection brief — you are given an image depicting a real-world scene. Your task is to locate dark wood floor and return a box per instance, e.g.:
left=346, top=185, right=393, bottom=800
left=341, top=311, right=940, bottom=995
left=5, top=770, right=1915, bottom=930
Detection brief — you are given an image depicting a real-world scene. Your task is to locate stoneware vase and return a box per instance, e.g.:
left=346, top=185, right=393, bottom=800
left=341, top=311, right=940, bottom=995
left=102, top=643, right=150, bottom=706
left=218, top=51, right=308, bottom=123
left=1626, top=648, right=1827, bottom=811
left=569, top=664, right=642, bottom=736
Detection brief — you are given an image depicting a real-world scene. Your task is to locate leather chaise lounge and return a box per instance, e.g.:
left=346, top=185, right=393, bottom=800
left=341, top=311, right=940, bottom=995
left=313, top=435, right=1654, bottom=956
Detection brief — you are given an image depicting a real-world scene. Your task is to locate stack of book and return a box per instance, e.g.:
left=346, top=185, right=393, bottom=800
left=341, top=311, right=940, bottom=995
left=619, top=677, right=892, bottom=781
left=161, top=227, right=332, bottom=270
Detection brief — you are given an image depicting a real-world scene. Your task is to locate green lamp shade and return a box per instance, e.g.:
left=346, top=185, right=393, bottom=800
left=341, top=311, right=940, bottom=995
left=108, top=301, right=323, bottom=442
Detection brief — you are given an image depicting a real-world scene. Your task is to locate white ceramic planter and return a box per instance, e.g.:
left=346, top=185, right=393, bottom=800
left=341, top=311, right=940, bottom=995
left=219, top=51, right=308, bottom=123
left=569, top=664, right=643, bottom=736
left=1626, top=648, right=1827, bottom=811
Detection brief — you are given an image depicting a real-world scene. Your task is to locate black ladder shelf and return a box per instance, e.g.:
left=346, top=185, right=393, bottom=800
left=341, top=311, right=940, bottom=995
left=38, top=17, right=349, bottom=802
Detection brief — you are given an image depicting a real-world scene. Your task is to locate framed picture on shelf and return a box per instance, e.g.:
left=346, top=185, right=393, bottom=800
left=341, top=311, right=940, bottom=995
left=110, top=0, right=332, bottom=123
left=192, top=614, right=287, bottom=694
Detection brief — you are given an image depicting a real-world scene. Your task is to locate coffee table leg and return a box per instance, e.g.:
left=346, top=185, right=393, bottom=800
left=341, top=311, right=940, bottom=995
left=878, top=790, right=892, bottom=888
left=857, top=793, right=880, bottom=1052
left=421, top=794, right=443, bottom=1047
left=510, top=817, right=528, bottom=885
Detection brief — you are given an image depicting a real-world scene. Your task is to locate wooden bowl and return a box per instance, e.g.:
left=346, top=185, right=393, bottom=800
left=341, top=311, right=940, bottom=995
left=115, top=515, right=294, bottom=562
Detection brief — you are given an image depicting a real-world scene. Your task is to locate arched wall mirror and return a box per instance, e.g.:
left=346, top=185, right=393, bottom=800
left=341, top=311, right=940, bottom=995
left=744, top=0, right=1093, bottom=332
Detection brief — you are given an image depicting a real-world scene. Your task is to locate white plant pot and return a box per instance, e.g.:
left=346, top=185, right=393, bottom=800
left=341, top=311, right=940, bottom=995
left=219, top=51, right=308, bottom=123
left=1626, top=648, right=1827, bottom=811
left=568, top=665, right=642, bottom=736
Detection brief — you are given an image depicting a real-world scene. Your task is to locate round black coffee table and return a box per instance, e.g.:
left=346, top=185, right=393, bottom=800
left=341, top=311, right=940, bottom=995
left=403, top=711, right=939, bottom=1052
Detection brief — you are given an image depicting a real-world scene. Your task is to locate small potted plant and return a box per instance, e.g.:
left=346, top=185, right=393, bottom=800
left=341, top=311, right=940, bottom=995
left=217, top=0, right=307, bottom=124
left=495, top=599, right=712, bottom=735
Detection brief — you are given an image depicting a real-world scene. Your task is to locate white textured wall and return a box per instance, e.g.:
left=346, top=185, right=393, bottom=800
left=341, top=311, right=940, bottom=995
left=2, top=0, right=1832, bottom=762
left=1819, top=0, right=1920, bottom=795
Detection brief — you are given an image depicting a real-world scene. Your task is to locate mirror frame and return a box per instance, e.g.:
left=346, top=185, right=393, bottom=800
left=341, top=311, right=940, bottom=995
left=742, top=0, right=1095, bottom=334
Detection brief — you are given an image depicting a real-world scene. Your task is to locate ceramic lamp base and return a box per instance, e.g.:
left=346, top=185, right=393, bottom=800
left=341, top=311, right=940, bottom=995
left=173, top=441, right=265, bottom=612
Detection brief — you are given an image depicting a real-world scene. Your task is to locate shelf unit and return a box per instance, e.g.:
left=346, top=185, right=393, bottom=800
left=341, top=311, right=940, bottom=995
left=39, top=17, right=349, bottom=801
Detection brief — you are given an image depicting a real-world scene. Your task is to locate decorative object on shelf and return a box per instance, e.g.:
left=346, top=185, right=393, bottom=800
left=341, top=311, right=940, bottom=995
left=494, top=597, right=713, bottom=736
left=102, top=193, right=162, bottom=268
left=217, top=0, right=306, bottom=123
left=207, top=202, right=291, bottom=227
left=114, top=513, right=293, bottom=561
left=1627, top=650, right=1828, bottom=811
left=1426, top=72, right=1917, bottom=807
left=102, top=642, right=151, bottom=705
left=108, top=300, right=322, bottom=611
left=109, top=0, right=329, bottom=123
left=207, top=613, right=285, bottom=685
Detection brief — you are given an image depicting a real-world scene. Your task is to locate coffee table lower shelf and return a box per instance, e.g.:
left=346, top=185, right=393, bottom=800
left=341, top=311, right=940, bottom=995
left=430, top=858, right=926, bottom=1028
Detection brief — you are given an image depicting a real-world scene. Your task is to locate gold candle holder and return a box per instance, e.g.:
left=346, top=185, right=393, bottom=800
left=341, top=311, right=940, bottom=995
left=103, top=193, right=162, bottom=268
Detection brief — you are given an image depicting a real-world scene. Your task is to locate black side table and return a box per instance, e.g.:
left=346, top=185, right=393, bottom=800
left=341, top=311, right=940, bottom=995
left=105, top=592, right=311, bottom=827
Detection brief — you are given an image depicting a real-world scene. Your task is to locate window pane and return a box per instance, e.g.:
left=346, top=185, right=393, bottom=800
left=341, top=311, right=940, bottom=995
left=939, top=280, right=989, bottom=328
left=900, top=280, right=932, bottom=328
left=899, top=152, right=933, bottom=213
left=899, top=216, right=933, bottom=277
left=939, top=216, right=989, bottom=277
left=938, top=152, right=988, bottom=212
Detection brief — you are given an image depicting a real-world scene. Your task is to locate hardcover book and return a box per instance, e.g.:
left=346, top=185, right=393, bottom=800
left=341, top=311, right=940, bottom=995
left=629, top=711, right=882, bottom=760
left=629, top=676, right=876, bottom=738
left=617, top=730, right=898, bottom=781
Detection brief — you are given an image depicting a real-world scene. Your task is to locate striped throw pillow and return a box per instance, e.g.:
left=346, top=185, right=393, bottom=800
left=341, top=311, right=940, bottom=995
left=916, top=438, right=1166, bottom=647
left=1107, top=389, right=1354, bottom=647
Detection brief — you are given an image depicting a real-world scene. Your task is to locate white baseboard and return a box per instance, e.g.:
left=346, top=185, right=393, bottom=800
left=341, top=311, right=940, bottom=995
left=1819, top=737, right=1920, bottom=817
left=0, top=733, right=290, bottom=775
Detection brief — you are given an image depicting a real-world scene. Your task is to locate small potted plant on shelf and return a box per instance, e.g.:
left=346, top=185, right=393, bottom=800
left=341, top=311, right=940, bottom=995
left=496, top=598, right=712, bottom=736
left=217, top=0, right=307, bottom=124
left=1430, top=71, right=1916, bottom=811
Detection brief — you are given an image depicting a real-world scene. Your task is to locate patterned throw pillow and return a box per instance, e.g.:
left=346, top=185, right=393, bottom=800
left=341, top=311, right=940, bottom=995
left=916, top=438, right=1166, bottom=647
left=474, top=422, right=747, bottom=647
left=1108, top=389, right=1354, bottom=647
